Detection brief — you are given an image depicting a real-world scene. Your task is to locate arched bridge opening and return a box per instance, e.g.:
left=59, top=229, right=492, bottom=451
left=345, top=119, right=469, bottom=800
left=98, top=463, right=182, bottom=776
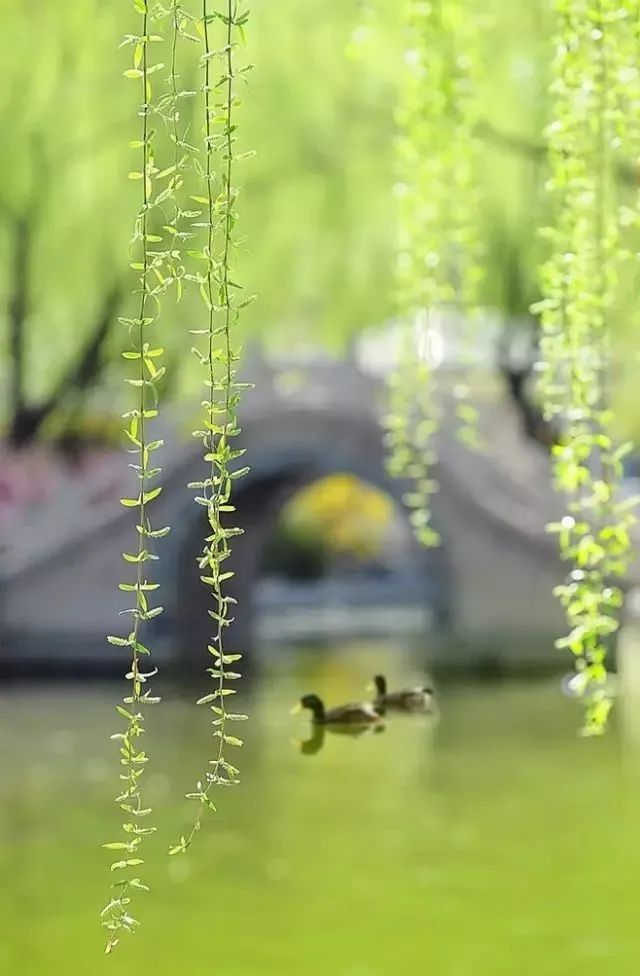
left=167, top=410, right=453, bottom=670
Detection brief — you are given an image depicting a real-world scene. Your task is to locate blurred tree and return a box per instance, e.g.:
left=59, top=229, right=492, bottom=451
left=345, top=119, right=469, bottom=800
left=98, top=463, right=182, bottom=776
left=1, top=0, right=636, bottom=446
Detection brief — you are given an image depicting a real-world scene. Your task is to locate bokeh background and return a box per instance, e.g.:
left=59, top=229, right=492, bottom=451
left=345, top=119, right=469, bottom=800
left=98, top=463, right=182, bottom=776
left=2, top=1, right=640, bottom=974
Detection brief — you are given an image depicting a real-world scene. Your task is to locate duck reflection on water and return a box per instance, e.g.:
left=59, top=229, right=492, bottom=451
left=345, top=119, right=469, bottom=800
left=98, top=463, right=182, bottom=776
left=295, top=721, right=386, bottom=755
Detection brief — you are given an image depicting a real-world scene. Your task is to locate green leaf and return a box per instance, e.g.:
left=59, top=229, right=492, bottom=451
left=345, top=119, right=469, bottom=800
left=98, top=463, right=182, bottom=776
left=129, top=879, right=150, bottom=892
left=168, top=836, right=187, bottom=856
left=110, top=858, right=144, bottom=871
left=143, top=486, right=162, bottom=504
left=145, top=526, right=171, bottom=539
left=223, top=735, right=244, bottom=747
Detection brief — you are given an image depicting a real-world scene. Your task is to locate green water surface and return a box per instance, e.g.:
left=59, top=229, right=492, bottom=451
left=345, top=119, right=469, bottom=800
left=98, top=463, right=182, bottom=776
left=1, top=640, right=639, bottom=975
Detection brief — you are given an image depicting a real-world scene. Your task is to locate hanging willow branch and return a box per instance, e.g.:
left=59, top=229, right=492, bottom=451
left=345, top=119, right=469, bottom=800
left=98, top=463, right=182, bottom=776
left=437, top=0, right=484, bottom=445
left=171, top=0, right=254, bottom=856
left=385, top=0, right=483, bottom=547
left=535, top=0, right=638, bottom=734
left=101, top=0, right=169, bottom=952
left=156, top=0, right=199, bottom=301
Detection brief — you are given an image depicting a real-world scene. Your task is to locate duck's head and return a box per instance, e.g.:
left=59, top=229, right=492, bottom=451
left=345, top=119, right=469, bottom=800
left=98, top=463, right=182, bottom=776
left=291, top=694, right=325, bottom=722
left=372, top=674, right=387, bottom=696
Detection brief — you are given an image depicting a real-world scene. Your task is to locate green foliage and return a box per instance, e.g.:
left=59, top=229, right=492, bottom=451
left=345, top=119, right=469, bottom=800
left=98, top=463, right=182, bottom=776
left=170, top=0, right=252, bottom=856
left=0, top=0, right=404, bottom=431
left=1, top=0, right=576, bottom=434
left=384, top=0, right=483, bottom=547
left=155, top=0, right=200, bottom=304
left=534, top=0, right=639, bottom=734
left=385, top=325, right=441, bottom=548
left=103, top=0, right=255, bottom=942
left=102, top=0, right=170, bottom=952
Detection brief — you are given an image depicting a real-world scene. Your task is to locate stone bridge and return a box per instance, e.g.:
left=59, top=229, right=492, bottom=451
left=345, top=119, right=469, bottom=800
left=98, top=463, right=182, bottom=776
left=0, top=333, right=606, bottom=673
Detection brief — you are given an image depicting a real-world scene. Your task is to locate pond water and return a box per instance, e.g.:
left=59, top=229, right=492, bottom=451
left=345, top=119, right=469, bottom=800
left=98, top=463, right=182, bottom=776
left=1, top=638, right=640, bottom=976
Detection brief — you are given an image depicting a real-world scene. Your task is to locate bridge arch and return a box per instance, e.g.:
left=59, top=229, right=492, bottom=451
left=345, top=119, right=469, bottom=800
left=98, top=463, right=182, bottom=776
left=0, top=354, right=590, bottom=673
left=163, top=407, right=454, bottom=666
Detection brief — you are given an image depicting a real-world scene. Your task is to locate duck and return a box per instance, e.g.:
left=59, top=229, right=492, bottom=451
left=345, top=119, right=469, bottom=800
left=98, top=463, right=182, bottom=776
left=369, top=674, right=436, bottom=713
left=291, top=693, right=384, bottom=726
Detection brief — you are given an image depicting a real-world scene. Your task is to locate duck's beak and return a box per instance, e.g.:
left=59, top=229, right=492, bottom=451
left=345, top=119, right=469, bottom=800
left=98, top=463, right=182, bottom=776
left=290, top=702, right=302, bottom=715
left=366, top=682, right=375, bottom=692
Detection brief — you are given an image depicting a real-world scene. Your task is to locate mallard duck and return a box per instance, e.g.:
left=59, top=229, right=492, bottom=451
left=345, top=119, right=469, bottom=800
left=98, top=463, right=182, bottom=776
left=370, top=674, right=436, bottom=713
left=291, top=693, right=383, bottom=726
